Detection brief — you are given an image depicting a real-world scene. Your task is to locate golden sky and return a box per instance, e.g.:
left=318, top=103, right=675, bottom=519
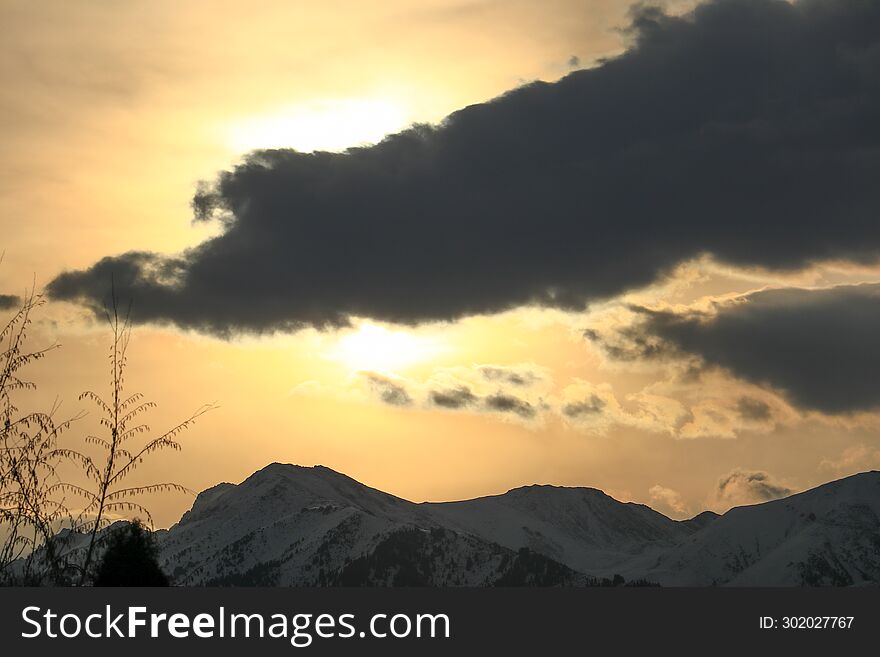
left=3, top=0, right=880, bottom=528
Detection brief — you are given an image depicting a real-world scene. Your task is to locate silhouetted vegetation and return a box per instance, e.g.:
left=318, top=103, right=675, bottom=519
left=73, top=292, right=214, bottom=584
left=337, top=527, right=440, bottom=586
left=206, top=560, right=281, bottom=587
left=331, top=526, right=654, bottom=587
left=494, top=547, right=583, bottom=586
left=0, top=287, right=82, bottom=585
left=0, top=283, right=214, bottom=585
left=93, top=520, right=168, bottom=586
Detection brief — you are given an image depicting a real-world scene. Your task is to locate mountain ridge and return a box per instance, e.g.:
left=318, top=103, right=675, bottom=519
left=157, top=464, right=880, bottom=587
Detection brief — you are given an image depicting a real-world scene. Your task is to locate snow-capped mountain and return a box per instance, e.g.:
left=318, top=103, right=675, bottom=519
left=158, top=463, right=590, bottom=586
left=424, top=485, right=690, bottom=574
left=637, top=471, right=880, bottom=586
left=156, top=463, right=880, bottom=586
left=159, top=464, right=421, bottom=585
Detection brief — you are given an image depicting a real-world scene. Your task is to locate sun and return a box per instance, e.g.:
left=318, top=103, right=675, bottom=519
left=225, top=98, right=408, bottom=154
left=327, top=322, right=446, bottom=374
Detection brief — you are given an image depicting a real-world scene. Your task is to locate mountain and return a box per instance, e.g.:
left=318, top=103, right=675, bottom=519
left=156, top=464, right=880, bottom=586
left=159, top=464, right=595, bottom=586
left=424, top=485, right=690, bottom=574
left=160, top=464, right=417, bottom=585
left=637, top=471, right=880, bottom=586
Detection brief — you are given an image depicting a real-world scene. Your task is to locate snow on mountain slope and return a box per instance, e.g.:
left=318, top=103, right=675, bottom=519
left=157, top=464, right=880, bottom=586
left=679, top=511, right=720, bottom=532
left=425, top=485, right=691, bottom=575
left=642, top=471, right=880, bottom=586
left=158, top=463, right=674, bottom=585
left=160, top=463, right=425, bottom=585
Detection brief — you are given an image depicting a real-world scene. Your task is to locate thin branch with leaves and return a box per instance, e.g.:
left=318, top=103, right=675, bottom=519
left=74, top=290, right=215, bottom=585
left=0, top=286, right=83, bottom=584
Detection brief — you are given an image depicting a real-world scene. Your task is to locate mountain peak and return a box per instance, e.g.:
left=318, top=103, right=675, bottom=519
left=680, top=510, right=720, bottom=531
left=504, top=483, right=606, bottom=497
left=250, top=462, right=347, bottom=479
left=161, top=464, right=880, bottom=586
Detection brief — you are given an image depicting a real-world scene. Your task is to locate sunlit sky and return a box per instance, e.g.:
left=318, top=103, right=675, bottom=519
left=3, top=0, right=879, bottom=528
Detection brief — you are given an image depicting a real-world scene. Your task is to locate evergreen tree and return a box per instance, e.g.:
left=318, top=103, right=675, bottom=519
left=93, top=520, right=169, bottom=586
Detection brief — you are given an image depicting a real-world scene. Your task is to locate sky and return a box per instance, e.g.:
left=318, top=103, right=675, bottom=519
left=3, top=0, right=880, bottom=528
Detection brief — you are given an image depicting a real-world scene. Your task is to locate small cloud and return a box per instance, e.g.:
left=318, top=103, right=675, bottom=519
left=561, top=393, right=606, bottom=418
left=648, top=485, right=688, bottom=516
left=820, top=444, right=880, bottom=476
left=484, top=392, right=535, bottom=418
left=736, top=396, right=772, bottom=421
left=363, top=373, right=412, bottom=407
left=430, top=386, right=478, bottom=410
left=0, top=294, right=21, bottom=311
left=567, top=54, right=580, bottom=68
left=583, top=321, right=671, bottom=363
left=559, top=380, right=665, bottom=435
left=478, top=365, right=542, bottom=387
left=712, top=468, right=794, bottom=510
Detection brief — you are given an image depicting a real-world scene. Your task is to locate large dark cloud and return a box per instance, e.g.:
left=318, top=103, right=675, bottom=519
left=644, top=284, right=880, bottom=414
left=47, top=0, right=880, bottom=335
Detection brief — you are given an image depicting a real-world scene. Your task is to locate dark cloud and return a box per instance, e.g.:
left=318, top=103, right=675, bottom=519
left=364, top=373, right=412, bottom=407
left=368, top=377, right=537, bottom=419
left=478, top=365, right=541, bottom=386
left=484, top=393, right=536, bottom=418
left=716, top=469, right=793, bottom=505
left=736, top=396, right=771, bottom=421
left=562, top=394, right=606, bottom=418
left=583, top=324, right=670, bottom=362
left=0, top=294, right=21, bottom=311
left=644, top=284, right=880, bottom=414
left=47, top=0, right=880, bottom=335
left=430, top=386, right=478, bottom=409
left=429, top=384, right=538, bottom=419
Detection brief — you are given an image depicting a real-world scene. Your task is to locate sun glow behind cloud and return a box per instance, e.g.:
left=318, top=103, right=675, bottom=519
left=327, top=322, right=449, bottom=375
left=224, top=98, right=409, bottom=154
